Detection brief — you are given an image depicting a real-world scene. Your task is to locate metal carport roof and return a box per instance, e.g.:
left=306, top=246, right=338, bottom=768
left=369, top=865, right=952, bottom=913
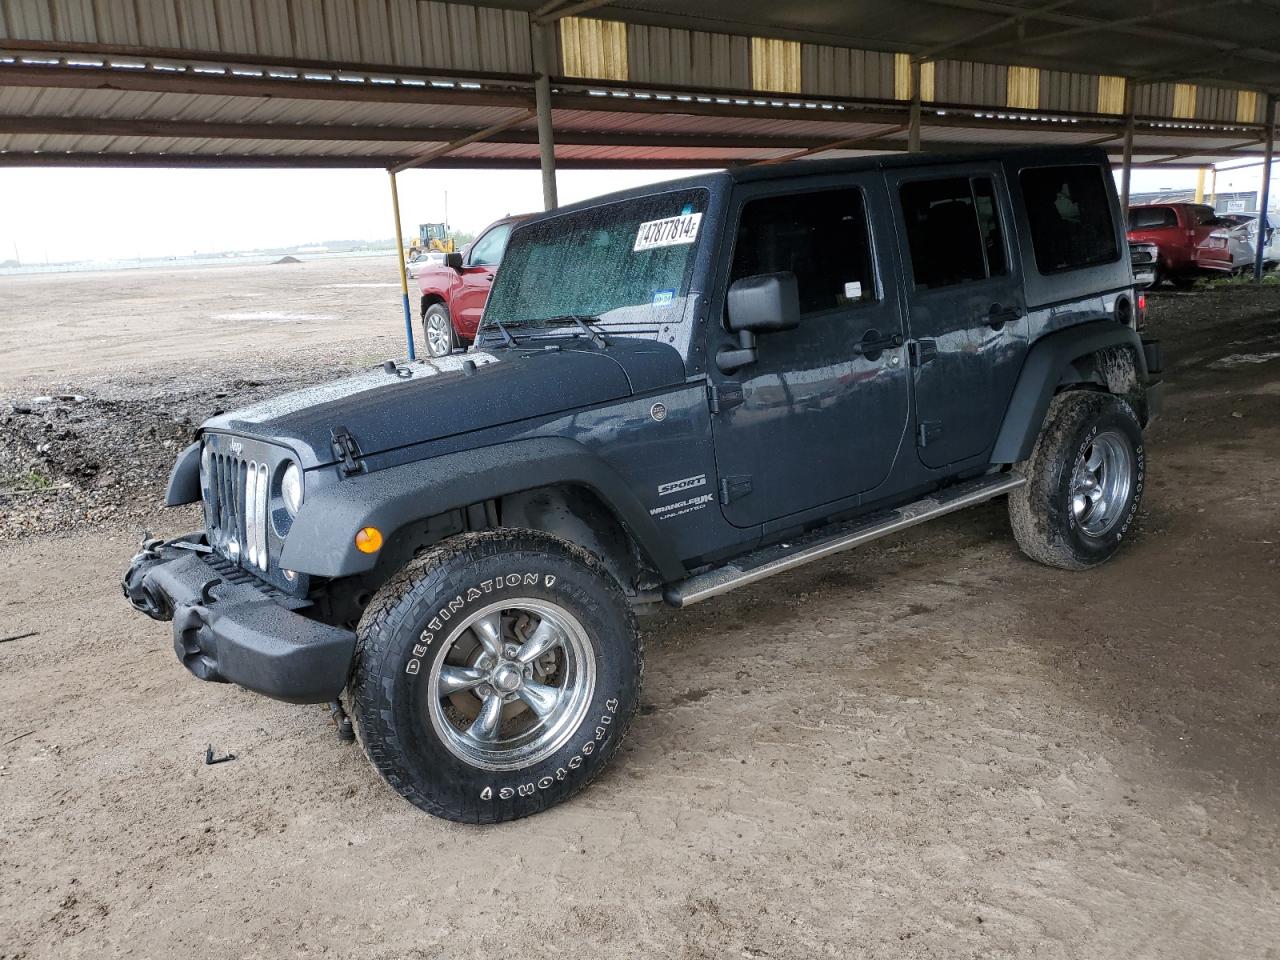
left=1, top=0, right=1278, bottom=174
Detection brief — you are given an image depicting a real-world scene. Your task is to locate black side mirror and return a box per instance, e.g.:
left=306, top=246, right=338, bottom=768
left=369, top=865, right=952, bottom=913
left=718, top=271, right=800, bottom=373
left=445, top=252, right=464, bottom=270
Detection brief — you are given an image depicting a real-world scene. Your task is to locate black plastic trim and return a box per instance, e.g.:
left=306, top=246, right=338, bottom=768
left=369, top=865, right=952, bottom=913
left=991, top=321, right=1148, bottom=464
left=164, top=440, right=201, bottom=507
left=279, top=437, right=686, bottom=582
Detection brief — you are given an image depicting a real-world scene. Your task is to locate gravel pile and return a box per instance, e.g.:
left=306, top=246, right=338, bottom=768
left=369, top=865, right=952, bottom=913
left=0, top=355, right=371, bottom=543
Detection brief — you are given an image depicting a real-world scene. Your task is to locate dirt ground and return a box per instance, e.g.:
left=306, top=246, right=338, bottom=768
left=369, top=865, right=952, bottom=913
left=1, top=259, right=1278, bottom=959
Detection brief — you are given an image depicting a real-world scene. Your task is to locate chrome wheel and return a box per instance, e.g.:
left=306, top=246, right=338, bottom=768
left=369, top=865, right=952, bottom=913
left=425, top=598, right=596, bottom=771
left=423, top=310, right=453, bottom=358
left=1069, top=430, right=1133, bottom=537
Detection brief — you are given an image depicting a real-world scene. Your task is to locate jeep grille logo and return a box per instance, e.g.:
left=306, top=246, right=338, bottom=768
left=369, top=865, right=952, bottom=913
left=229, top=440, right=243, bottom=455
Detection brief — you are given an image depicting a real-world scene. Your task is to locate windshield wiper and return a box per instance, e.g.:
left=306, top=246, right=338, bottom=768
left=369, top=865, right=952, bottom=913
left=544, top=315, right=609, bottom=349
left=480, top=318, right=518, bottom=348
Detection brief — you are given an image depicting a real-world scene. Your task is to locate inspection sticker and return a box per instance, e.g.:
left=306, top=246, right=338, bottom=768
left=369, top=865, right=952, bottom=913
left=634, top=212, right=702, bottom=252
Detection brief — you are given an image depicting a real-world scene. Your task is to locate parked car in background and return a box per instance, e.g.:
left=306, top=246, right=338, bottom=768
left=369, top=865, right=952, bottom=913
left=1129, top=240, right=1158, bottom=289
left=406, top=250, right=445, bottom=279
left=1127, top=202, right=1255, bottom=287
left=414, top=214, right=531, bottom=357
left=1218, top=211, right=1278, bottom=270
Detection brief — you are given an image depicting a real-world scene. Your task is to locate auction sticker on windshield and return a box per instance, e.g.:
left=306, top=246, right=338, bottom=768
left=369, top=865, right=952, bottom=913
left=634, top=213, right=702, bottom=252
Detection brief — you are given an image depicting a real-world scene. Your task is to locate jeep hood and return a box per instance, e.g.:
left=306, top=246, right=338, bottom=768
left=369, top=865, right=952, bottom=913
left=201, top=339, right=683, bottom=468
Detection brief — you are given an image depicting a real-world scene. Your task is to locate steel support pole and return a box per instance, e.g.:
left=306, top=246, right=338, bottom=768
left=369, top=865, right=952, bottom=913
left=908, top=60, right=923, bottom=153
left=1119, top=86, right=1135, bottom=214
left=388, top=169, right=416, bottom=360
left=1194, top=166, right=1206, bottom=203
left=531, top=20, right=559, bottom=210
left=1254, top=94, right=1276, bottom=283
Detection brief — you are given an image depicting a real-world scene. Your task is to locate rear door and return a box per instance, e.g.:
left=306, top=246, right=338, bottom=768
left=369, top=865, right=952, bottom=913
left=706, top=175, right=911, bottom=528
left=885, top=163, right=1028, bottom=469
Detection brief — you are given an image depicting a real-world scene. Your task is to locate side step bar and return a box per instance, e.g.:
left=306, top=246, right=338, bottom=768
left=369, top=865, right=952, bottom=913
left=664, top=473, right=1025, bottom=608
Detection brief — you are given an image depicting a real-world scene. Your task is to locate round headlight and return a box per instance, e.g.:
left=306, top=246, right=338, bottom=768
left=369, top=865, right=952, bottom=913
left=281, top=462, right=304, bottom=516
left=199, top=443, right=213, bottom=495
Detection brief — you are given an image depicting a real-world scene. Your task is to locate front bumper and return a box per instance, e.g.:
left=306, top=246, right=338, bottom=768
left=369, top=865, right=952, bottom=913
left=122, top=536, right=356, bottom=704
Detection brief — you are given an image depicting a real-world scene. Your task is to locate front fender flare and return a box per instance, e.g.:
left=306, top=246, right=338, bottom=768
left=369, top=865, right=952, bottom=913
left=991, top=321, right=1149, bottom=465
left=278, top=437, right=685, bottom=581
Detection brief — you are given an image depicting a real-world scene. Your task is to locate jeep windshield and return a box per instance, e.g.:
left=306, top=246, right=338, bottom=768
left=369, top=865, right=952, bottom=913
left=480, top=187, right=709, bottom=337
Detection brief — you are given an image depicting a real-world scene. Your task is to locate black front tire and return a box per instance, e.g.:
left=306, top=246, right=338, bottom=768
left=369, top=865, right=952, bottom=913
left=1009, top=391, right=1145, bottom=571
left=351, top=530, right=642, bottom=824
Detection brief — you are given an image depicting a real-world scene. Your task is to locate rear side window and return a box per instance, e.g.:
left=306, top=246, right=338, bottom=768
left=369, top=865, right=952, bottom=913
left=1129, top=206, right=1178, bottom=229
left=1020, top=165, right=1120, bottom=273
left=730, top=188, right=876, bottom=315
left=899, top=176, right=1008, bottom=289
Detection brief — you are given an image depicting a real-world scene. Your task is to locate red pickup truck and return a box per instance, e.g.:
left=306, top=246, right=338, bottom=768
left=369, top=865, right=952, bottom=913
left=1126, top=202, right=1251, bottom=288
left=414, top=214, right=529, bottom=357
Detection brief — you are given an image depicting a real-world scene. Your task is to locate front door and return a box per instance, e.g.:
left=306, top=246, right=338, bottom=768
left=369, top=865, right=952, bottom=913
left=707, top=177, right=911, bottom=529
left=885, top=164, right=1028, bottom=469
left=452, top=221, right=514, bottom=336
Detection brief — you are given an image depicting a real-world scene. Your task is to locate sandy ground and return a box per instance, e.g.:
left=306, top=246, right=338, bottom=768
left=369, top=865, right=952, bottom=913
left=0, top=257, right=405, bottom=389
left=1, top=260, right=1278, bottom=959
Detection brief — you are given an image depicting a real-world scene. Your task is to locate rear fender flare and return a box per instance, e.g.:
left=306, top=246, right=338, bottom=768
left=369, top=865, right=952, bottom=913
left=991, top=321, right=1148, bottom=465
left=278, top=437, right=685, bottom=581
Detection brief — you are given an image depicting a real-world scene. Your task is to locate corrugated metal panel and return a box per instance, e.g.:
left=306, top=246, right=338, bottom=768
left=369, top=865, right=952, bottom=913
left=1134, top=83, right=1174, bottom=117
left=137, top=1, right=182, bottom=48
left=750, top=36, right=799, bottom=94
left=1040, top=70, right=1098, bottom=114
left=1006, top=66, right=1039, bottom=109
left=3, top=0, right=55, bottom=38
left=248, top=0, right=293, bottom=59
left=1172, top=83, right=1197, bottom=119
left=289, top=0, right=329, bottom=60
left=799, top=43, right=895, bottom=100
left=175, top=0, right=221, bottom=50
left=1236, top=89, right=1261, bottom=125
left=321, top=0, right=361, bottom=63
left=933, top=60, right=1005, bottom=107
left=560, top=16, right=628, bottom=81
left=1097, top=75, right=1125, bottom=115
left=96, top=0, right=140, bottom=45
left=626, top=24, right=749, bottom=90
left=1195, top=85, right=1236, bottom=123
left=418, top=1, right=531, bottom=74
left=49, top=0, right=93, bottom=42
left=214, top=0, right=258, bottom=54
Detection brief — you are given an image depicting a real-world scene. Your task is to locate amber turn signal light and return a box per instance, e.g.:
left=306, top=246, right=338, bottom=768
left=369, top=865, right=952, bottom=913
left=354, top=527, right=383, bottom=553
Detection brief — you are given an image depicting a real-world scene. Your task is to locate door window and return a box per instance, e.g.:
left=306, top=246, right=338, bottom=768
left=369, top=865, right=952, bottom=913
left=1019, top=164, right=1120, bottom=273
left=729, top=188, right=876, bottom=316
left=468, top=223, right=513, bottom=266
left=899, top=176, right=1008, bottom=289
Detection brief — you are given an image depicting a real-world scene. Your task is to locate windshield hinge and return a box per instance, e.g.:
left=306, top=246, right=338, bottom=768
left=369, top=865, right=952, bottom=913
left=330, top=426, right=366, bottom=478
left=707, top=382, right=744, bottom=415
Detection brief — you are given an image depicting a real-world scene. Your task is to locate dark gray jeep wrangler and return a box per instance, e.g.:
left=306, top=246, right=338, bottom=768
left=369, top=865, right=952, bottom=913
left=124, top=147, right=1162, bottom=823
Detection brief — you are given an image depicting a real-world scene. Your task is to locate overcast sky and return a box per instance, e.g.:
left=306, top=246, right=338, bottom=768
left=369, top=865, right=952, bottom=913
left=0, top=162, right=1266, bottom=263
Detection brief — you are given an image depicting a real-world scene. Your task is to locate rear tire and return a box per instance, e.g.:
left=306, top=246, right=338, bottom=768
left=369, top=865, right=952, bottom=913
left=1009, top=391, right=1145, bottom=571
left=351, top=530, right=642, bottom=824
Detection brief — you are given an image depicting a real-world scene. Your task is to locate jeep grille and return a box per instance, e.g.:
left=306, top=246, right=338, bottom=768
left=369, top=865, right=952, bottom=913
left=205, top=450, right=269, bottom=572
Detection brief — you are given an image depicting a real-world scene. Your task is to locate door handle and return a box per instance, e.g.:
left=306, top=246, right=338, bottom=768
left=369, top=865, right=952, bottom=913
left=986, top=303, right=1021, bottom=330
left=854, top=329, right=903, bottom=361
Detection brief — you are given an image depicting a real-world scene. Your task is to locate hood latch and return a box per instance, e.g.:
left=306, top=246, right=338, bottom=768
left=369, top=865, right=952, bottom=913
left=330, top=426, right=366, bottom=478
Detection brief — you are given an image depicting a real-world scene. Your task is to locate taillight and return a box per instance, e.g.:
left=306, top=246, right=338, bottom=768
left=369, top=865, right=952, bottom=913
left=1136, top=293, right=1147, bottom=330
